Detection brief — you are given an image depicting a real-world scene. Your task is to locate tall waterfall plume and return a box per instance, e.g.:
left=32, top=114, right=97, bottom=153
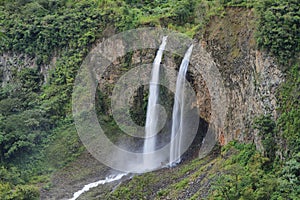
left=169, top=44, right=193, bottom=166
left=143, top=36, right=168, bottom=169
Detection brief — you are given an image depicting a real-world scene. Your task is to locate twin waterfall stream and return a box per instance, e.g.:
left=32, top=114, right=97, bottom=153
left=70, top=37, right=193, bottom=200
left=169, top=44, right=194, bottom=166
left=143, top=36, right=168, bottom=169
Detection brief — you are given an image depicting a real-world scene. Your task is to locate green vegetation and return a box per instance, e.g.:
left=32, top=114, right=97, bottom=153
left=106, top=141, right=300, bottom=200
left=254, top=114, right=277, bottom=161
left=209, top=141, right=300, bottom=199
left=108, top=150, right=218, bottom=199
left=210, top=60, right=300, bottom=199
left=277, top=64, right=300, bottom=155
left=209, top=142, right=277, bottom=200
left=256, top=0, right=300, bottom=65
left=0, top=183, right=40, bottom=200
left=0, top=0, right=135, bottom=196
left=0, top=0, right=299, bottom=199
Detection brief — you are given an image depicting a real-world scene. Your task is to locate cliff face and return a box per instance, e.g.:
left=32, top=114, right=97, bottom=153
left=201, top=8, right=283, bottom=149
left=0, top=8, right=284, bottom=153
left=97, top=8, right=284, bottom=153
left=0, top=52, right=55, bottom=85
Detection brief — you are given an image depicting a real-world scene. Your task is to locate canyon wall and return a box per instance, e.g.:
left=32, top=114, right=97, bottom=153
left=201, top=8, right=283, bottom=149
left=0, top=8, right=284, bottom=153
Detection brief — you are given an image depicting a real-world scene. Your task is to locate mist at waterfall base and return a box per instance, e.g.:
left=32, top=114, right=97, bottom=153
left=143, top=39, right=195, bottom=170
left=110, top=39, right=197, bottom=173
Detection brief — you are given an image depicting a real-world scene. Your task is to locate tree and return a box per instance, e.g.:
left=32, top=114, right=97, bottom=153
left=256, top=0, right=300, bottom=64
left=254, top=114, right=277, bottom=160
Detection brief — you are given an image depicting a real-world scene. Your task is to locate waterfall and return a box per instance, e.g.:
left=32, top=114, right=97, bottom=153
left=169, top=45, right=193, bottom=166
left=143, top=36, right=168, bottom=169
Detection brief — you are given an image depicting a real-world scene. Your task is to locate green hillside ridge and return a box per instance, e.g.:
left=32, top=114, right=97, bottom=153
left=0, top=0, right=299, bottom=199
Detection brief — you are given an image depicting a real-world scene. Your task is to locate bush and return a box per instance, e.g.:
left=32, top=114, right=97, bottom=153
left=254, top=114, right=276, bottom=160
left=256, top=0, right=300, bottom=65
left=210, top=143, right=278, bottom=200
left=11, top=185, right=40, bottom=200
left=277, top=65, right=300, bottom=156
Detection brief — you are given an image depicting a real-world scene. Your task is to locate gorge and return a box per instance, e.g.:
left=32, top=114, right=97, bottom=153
left=0, top=1, right=299, bottom=199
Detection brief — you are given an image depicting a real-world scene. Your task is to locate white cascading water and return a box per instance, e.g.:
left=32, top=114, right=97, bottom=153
left=69, top=173, right=127, bottom=200
left=169, top=44, right=193, bottom=166
left=143, top=36, right=168, bottom=168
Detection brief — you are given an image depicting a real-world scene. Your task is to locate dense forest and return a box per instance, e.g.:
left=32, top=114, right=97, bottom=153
left=0, top=0, right=299, bottom=199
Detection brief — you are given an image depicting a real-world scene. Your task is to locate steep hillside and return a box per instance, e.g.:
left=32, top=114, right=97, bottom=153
left=0, top=0, right=299, bottom=199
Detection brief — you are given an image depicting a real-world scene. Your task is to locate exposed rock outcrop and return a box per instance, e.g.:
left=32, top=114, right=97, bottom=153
left=0, top=52, right=55, bottom=85
left=201, top=8, right=283, bottom=149
left=0, top=8, right=284, bottom=153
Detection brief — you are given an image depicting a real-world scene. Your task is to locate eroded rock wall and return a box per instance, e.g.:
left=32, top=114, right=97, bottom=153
left=201, top=8, right=283, bottom=148
left=0, top=7, right=284, bottom=151
left=0, top=52, right=55, bottom=85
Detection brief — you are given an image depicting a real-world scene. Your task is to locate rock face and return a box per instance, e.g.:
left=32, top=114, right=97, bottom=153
left=201, top=7, right=283, bottom=148
left=0, top=52, right=55, bottom=85
left=0, top=53, right=35, bottom=85
left=90, top=8, right=284, bottom=153
left=95, top=47, right=210, bottom=151
left=0, top=7, right=284, bottom=152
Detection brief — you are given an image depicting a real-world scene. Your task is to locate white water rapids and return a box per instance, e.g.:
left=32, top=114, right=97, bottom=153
left=69, top=173, right=127, bottom=200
